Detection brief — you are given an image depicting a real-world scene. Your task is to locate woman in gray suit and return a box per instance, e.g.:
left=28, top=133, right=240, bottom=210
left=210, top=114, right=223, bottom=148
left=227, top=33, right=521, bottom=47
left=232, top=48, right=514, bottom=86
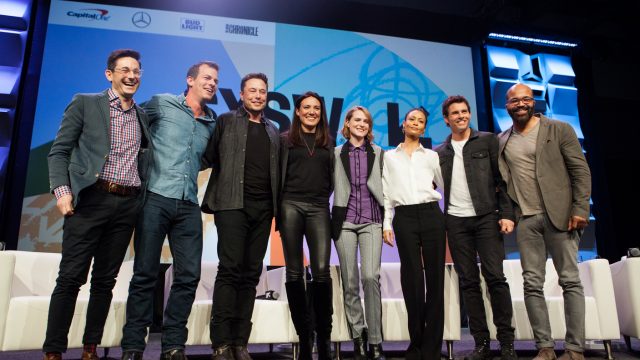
left=332, top=106, right=386, bottom=360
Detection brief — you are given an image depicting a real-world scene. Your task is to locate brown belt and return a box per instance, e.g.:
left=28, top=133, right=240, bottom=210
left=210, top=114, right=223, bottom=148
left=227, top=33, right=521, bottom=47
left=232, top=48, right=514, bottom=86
left=94, top=179, right=140, bottom=196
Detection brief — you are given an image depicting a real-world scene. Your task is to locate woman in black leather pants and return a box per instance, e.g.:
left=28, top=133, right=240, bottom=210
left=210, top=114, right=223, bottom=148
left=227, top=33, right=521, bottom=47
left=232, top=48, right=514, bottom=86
left=279, top=91, right=334, bottom=360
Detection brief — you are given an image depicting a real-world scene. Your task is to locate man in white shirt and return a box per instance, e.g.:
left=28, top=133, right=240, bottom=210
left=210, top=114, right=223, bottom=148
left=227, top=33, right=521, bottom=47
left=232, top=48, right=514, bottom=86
left=435, top=95, right=516, bottom=360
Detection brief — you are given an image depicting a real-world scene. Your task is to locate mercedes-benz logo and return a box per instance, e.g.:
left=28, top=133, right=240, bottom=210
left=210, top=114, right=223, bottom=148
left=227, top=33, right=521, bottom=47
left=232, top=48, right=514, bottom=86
left=132, top=11, right=151, bottom=28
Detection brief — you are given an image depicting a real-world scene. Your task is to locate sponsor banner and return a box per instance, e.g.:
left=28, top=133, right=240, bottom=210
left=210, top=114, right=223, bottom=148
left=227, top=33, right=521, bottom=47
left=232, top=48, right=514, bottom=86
left=49, top=0, right=275, bottom=45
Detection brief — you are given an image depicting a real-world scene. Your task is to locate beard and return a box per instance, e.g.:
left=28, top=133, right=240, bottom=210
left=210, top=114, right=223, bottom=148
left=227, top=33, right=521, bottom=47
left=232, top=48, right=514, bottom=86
left=507, top=105, right=535, bottom=126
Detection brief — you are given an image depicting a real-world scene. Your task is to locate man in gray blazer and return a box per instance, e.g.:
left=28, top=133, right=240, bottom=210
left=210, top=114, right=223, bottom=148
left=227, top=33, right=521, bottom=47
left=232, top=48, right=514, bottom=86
left=498, top=83, right=591, bottom=360
left=44, top=49, right=152, bottom=360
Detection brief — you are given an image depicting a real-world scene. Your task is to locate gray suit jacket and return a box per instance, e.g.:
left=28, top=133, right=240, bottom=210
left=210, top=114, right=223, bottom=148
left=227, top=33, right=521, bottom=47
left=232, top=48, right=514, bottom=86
left=497, top=115, right=591, bottom=231
left=48, top=90, right=153, bottom=206
left=331, top=142, right=384, bottom=240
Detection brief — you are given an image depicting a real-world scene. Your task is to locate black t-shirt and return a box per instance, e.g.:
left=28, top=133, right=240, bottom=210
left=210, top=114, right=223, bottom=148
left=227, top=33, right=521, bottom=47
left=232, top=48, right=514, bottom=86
left=283, top=132, right=331, bottom=204
left=244, top=121, right=272, bottom=201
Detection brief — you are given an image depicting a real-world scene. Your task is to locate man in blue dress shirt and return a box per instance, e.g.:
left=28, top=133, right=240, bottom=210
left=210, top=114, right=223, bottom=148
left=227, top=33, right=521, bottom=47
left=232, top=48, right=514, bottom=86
left=121, top=61, right=219, bottom=360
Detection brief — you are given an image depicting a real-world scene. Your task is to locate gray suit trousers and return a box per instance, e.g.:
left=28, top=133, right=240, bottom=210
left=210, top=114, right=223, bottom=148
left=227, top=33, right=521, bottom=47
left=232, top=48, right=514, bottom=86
left=334, top=221, right=383, bottom=344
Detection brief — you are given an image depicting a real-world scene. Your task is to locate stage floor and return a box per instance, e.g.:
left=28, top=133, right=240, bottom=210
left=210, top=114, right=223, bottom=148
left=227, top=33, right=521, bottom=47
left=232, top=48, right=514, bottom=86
left=1, top=328, right=638, bottom=359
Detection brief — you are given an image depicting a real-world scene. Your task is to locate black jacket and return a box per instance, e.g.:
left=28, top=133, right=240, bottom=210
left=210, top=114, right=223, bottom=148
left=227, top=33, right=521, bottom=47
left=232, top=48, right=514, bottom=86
left=434, top=129, right=514, bottom=221
left=201, top=107, right=280, bottom=214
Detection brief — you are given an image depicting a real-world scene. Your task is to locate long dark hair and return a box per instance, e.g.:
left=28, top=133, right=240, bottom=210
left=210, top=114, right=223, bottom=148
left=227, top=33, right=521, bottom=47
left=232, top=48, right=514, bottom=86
left=287, top=91, right=331, bottom=147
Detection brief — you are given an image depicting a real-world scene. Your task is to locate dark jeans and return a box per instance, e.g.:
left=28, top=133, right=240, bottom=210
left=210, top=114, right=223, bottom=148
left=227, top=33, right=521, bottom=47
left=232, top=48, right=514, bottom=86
left=393, top=202, right=446, bottom=360
left=279, top=199, right=332, bottom=283
left=209, top=199, right=273, bottom=347
left=446, top=212, right=514, bottom=344
left=122, top=191, right=203, bottom=352
left=43, top=186, right=140, bottom=353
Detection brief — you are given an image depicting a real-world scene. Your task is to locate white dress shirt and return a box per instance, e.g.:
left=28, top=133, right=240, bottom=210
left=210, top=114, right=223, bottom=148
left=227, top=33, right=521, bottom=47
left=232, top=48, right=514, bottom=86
left=382, top=143, right=444, bottom=230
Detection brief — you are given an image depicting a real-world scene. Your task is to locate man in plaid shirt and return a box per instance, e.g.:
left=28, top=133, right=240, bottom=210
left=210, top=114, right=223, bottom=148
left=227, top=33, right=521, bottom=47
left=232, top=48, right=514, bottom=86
left=44, top=49, right=153, bottom=360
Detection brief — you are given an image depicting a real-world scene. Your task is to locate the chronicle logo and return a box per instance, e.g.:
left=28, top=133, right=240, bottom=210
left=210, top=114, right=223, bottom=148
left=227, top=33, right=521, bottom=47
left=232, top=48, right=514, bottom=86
left=181, top=17, right=204, bottom=32
left=225, top=23, right=258, bottom=36
left=132, top=11, right=151, bottom=28
left=66, top=8, right=110, bottom=21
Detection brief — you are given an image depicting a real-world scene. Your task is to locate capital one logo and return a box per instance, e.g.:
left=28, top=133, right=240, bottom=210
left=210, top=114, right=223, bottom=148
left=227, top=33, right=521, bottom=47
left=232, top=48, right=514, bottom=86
left=132, top=11, right=151, bottom=28
left=67, top=9, right=110, bottom=21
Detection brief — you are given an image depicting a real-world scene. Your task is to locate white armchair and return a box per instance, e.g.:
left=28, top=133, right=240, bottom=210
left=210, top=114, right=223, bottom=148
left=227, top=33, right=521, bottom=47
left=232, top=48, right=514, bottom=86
left=480, top=259, right=620, bottom=359
left=378, top=263, right=461, bottom=360
left=0, top=250, right=133, bottom=352
left=163, top=262, right=293, bottom=346
left=265, top=265, right=348, bottom=358
left=610, top=256, right=640, bottom=351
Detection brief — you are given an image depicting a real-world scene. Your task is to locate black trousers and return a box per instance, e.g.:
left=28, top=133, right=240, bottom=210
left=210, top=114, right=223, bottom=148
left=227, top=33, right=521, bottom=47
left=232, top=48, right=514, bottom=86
left=446, top=212, right=515, bottom=344
left=279, top=199, right=332, bottom=283
left=393, top=202, right=446, bottom=360
left=43, top=186, right=140, bottom=353
left=209, top=199, right=273, bottom=347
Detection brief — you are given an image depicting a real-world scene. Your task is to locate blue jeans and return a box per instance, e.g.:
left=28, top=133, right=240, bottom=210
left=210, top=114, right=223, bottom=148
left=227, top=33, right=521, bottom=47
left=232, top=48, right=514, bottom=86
left=121, top=191, right=203, bottom=353
left=517, top=213, right=585, bottom=352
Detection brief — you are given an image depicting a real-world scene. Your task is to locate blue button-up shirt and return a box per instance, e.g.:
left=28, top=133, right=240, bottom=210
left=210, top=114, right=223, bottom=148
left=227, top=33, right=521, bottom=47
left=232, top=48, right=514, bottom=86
left=144, top=93, right=215, bottom=204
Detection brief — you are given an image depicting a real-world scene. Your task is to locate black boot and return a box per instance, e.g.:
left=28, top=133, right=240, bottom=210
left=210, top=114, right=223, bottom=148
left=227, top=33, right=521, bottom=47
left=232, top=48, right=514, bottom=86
left=368, top=343, right=386, bottom=360
left=466, top=338, right=491, bottom=360
left=352, top=330, right=368, bottom=360
left=311, top=281, right=334, bottom=360
left=285, top=281, right=313, bottom=360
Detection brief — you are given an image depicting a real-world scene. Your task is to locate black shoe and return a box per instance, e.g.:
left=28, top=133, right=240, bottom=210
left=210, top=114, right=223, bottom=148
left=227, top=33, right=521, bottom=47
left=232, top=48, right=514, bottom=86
left=161, top=349, right=187, bottom=360
left=311, top=281, right=334, bottom=360
left=368, top=343, right=386, bottom=360
left=121, top=350, right=143, bottom=360
left=500, top=343, right=518, bottom=360
left=211, top=345, right=235, bottom=360
left=296, top=334, right=314, bottom=360
left=466, top=339, right=491, bottom=360
left=286, top=281, right=313, bottom=360
left=233, top=345, right=252, bottom=360
left=353, top=333, right=367, bottom=360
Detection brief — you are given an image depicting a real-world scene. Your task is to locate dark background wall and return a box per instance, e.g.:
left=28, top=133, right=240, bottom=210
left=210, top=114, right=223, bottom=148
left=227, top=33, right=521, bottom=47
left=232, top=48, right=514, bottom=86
left=2, top=0, right=637, bottom=261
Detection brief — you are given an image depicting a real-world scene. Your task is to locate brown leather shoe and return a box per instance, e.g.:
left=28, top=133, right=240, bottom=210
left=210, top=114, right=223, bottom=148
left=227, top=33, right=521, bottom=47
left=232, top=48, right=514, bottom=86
left=557, top=350, right=585, bottom=360
left=43, top=353, right=62, bottom=360
left=81, top=350, right=100, bottom=360
left=233, top=345, right=252, bottom=360
left=211, top=345, right=235, bottom=360
left=533, top=347, right=557, bottom=360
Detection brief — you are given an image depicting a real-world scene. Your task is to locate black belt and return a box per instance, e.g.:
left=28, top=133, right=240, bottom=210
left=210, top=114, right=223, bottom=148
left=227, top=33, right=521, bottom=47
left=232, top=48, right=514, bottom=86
left=94, top=179, right=140, bottom=196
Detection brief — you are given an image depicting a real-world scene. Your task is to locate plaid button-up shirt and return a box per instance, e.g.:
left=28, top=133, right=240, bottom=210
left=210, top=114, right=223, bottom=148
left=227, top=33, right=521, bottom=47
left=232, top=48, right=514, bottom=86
left=54, top=89, right=141, bottom=199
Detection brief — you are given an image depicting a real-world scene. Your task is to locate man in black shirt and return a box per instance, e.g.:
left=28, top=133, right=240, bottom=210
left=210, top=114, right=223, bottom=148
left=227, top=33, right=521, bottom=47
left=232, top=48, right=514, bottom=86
left=201, top=73, right=280, bottom=360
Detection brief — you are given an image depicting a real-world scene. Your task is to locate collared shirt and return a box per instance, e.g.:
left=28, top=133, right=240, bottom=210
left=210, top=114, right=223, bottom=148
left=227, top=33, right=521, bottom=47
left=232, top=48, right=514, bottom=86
left=54, top=88, right=141, bottom=199
left=382, top=143, right=444, bottom=230
left=144, top=93, right=215, bottom=204
left=345, top=143, right=382, bottom=224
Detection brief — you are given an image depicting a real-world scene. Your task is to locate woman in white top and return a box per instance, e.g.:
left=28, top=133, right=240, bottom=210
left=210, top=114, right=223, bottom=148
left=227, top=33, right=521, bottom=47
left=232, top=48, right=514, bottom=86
left=382, top=107, right=446, bottom=360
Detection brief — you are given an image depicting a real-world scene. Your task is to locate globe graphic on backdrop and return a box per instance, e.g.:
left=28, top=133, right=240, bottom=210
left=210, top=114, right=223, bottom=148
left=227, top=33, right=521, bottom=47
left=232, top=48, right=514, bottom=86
left=276, top=39, right=447, bottom=148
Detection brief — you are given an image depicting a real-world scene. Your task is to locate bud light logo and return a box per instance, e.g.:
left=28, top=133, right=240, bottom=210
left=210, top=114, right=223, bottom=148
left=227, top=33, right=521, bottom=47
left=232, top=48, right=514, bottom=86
left=181, top=18, right=204, bottom=32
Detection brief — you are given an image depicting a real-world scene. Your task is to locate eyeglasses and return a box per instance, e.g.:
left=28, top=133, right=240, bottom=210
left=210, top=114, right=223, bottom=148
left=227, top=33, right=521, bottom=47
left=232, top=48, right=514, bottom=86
left=507, top=96, right=534, bottom=105
left=111, top=67, right=143, bottom=77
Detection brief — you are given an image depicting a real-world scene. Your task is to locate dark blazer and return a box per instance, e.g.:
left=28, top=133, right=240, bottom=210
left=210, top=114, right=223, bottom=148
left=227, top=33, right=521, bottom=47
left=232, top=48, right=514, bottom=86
left=48, top=90, right=152, bottom=206
left=201, top=107, right=280, bottom=214
left=330, top=142, right=384, bottom=240
left=434, top=129, right=514, bottom=221
left=497, top=115, right=591, bottom=231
